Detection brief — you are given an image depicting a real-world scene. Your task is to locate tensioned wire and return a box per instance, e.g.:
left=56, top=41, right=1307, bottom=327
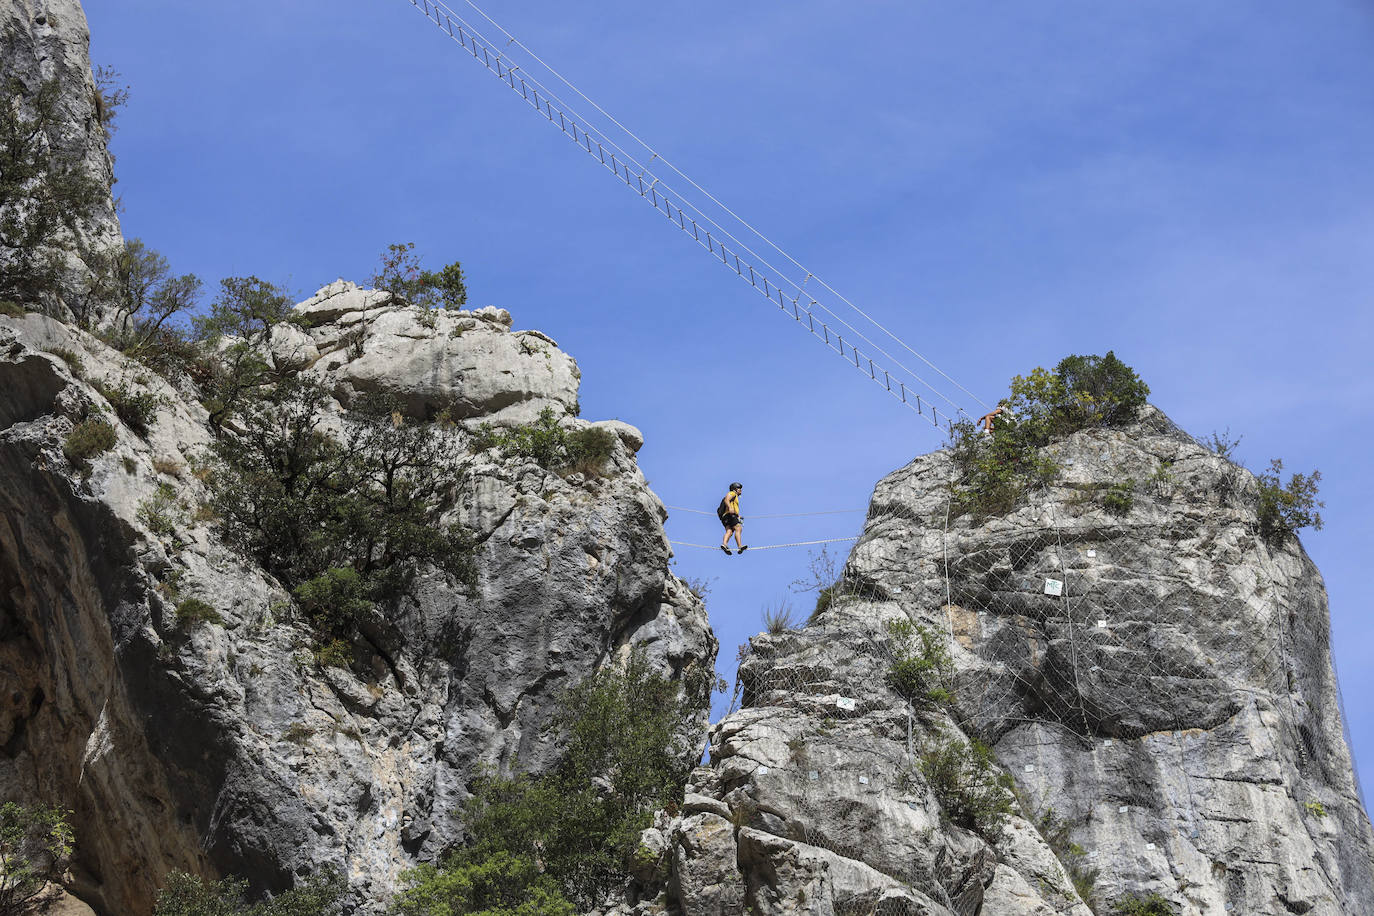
left=665, top=504, right=866, bottom=520
left=449, top=0, right=990, bottom=414
left=399, top=0, right=981, bottom=419
left=669, top=536, right=860, bottom=552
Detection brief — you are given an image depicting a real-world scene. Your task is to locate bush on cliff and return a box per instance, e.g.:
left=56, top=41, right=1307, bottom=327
left=0, top=802, right=73, bottom=916
left=886, top=619, right=954, bottom=706
left=469, top=408, right=617, bottom=477
left=154, top=868, right=344, bottom=916
left=196, top=277, right=297, bottom=429
left=917, top=730, right=1017, bottom=837
left=372, top=242, right=467, bottom=310
left=1256, top=458, right=1324, bottom=543
left=1110, top=892, right=1177, bottom=916
left=88, top=239, right=203, bottom=350
left=394, top=650, right=705, bottom=913
left=208, top=379, right=476, bottom=645
left=949, top=352, right=1149, bottom=518
left=62, top=417, right=117, bottom=473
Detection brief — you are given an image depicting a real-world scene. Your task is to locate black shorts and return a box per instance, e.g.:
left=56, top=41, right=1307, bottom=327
left=721, top=513, right=741, bottom=529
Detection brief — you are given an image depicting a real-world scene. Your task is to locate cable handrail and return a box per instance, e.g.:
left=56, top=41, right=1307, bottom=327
left=397, top=0, right=980, bottom=430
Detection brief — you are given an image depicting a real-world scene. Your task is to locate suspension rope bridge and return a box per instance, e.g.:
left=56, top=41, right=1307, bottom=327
left=397, top=0, right=986, bottom=431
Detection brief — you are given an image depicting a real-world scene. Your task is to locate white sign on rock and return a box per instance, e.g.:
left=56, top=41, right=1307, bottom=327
left=836, top=697, right=857, bottom=711
left=1044, top=578, right=1064, bottom=596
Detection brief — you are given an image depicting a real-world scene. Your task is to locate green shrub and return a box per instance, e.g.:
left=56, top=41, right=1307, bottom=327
left=371, top=242, right=467, bottom=309
left=949, top=353, right=1148, bottom=519
left=312, top=639, right=354, bottom=670
left=139, top=483, right=183, bottom=537
left=392, top=852, right=574, bottom=916
left=886, top=619, right=953, bottom=705
left=566, top=426, right=617, bottom=476
left=175, top=597, right=221, bottom=627
left=283, top=723, right=314, bottom=745
left=94, top=378, right=162, bottom=436
left=1110, top=892, right=1177, bottom=916
left=0, top=300, right=24, bottom=318
left=92, top=239, right=202, bottom=351
left=63, top=418, right=117, bottom=470
left=208, top=381, right=476, bottom=643
left=1204, top=428, right=1243, bottom=462
left=0, top=801, right=73, bottom=915
left=1101, top=478, right=1136, bottom=516
left=189, top=276, right=298, bottom=428
left=1034, top=806, right=1098, bottom=905
left=398, top=649, right=704, bottom=912
left=47, top=347, right=84, bottom=375
left=1052, top=352, right=1150, bottom=428
left=154, top=868, right=344, bottom=916
left=1256, top=458, right=1323, bottom=543
left=810, top=583, right=840, bottom=622
left=471, top=409, right=616, bottom=477
left=293, top=568, right=374, bottom=635
left=918, top=730, right=1017, bottom=837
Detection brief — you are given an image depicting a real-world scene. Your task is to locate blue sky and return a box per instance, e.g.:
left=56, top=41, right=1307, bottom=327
left=90, top=2, right=1374, bottom=799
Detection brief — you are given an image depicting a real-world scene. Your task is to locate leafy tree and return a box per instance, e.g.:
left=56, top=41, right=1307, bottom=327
left=371, top=243, right=467, bottom=309
left=0, top=77, right=108, bottom=310
left=195, top=276, right=294, bottom=342
left=395, top=650, right=705, bottom=912
left=154, top=868, right=344, bottom=916
left=1256, top=458, right=1323, bottom=543
left=0, top=802, right=73, bottom=916
left=208, top=379, right=475, bottom=640
left=195, top=277, right=295, bottom=429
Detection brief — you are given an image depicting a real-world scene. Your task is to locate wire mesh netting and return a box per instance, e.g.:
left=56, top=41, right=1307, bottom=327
left=684, top=425, right=1331, bottom=915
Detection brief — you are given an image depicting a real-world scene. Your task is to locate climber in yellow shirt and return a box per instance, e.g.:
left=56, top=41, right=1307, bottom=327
left=717, top=482, right=747, bottom=555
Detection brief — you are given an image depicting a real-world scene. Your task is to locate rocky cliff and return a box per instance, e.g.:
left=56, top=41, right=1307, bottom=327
left=663, top=406, right=1373, bottom=915
left=1, top=0, right=122, bottom=313
left=0, top=291, right=717, bottom=914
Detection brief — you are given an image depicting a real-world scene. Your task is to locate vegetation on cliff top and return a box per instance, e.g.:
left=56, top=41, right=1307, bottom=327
left=949, top=351, right=1148, bottom=519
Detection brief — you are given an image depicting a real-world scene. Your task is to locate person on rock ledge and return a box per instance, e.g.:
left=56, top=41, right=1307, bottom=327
left=718, top=482, right=747, bottom=555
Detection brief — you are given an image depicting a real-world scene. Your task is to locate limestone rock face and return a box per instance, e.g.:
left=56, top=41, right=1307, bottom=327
left=1, top=0, right=122, bottom=314
left=669, top=406, right=1374, bottom=915
left=296, top=281, right=581, bottom=424
left=0, top=307, right=715, bottom=914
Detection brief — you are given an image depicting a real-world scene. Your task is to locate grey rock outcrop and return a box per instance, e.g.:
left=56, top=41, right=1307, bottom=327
left=297, top=280, right=581, bottom=424
left=0, top=298, right=716, bottom=914
left=1, top=0, right=122, bottom=314
left=666, top=407, right=1373, bottom=915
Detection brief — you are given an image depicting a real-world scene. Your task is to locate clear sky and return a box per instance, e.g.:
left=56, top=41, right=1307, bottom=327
left=90, top=2, right=1374, bottom=800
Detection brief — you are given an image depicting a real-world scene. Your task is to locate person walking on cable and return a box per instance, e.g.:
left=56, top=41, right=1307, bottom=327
left=718, top=482, right=747, bottom=555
